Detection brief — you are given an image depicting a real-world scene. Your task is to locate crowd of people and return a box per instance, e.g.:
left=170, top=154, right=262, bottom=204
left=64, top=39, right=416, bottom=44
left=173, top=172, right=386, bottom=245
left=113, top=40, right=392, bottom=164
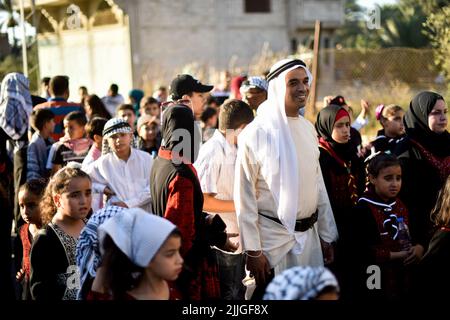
left=0, top=57, right=448, bottom=301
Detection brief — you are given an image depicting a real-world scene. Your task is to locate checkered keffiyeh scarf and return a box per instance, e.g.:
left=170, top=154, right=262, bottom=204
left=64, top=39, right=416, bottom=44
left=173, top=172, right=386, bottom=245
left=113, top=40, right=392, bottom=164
left=0, top=73, right=32, bottom=140
left=263, top=266, right=339, bottom=300
left=101, top=117, right=137, bottom=155
left=75, top=205, right=126, bottom=299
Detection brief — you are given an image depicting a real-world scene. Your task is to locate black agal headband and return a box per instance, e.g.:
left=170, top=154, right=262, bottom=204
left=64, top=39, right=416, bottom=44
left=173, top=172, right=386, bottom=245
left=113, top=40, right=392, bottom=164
left=266, top=59, right=307, bottom=82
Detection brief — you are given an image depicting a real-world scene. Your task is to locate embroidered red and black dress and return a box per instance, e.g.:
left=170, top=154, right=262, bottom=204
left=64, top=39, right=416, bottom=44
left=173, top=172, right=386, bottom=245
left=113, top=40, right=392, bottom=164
left=151, top=104, right=229, bottom=299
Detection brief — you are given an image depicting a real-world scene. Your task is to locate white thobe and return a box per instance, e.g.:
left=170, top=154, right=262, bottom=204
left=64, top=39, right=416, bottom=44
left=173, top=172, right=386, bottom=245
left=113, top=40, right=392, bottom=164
left=235, top=116, right=338, bottom=273
left=85, top=148, right=153, bottom=213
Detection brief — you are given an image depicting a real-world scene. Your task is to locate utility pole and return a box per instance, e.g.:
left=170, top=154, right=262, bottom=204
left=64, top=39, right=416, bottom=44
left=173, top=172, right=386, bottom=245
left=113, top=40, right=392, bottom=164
left=308, top=20, right=321, bottom=116
left=19, top=0, right=28, bottom=77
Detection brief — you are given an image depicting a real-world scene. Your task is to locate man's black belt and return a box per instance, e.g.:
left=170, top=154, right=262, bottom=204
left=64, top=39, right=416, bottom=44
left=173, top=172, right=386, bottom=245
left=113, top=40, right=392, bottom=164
left=258, top=210, right=318, bottom=232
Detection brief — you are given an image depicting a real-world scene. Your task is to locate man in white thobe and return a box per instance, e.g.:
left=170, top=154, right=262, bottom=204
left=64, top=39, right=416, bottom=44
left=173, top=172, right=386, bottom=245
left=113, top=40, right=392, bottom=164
left=234, top=58, right=338, bottom=299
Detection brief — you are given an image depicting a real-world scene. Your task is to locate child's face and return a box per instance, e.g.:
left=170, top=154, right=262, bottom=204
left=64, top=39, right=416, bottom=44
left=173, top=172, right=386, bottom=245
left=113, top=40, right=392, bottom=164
left=139, top=123, right=157, bottom=142
left=18, top=190, right=42, bottom=225
left=108, top=132, right=132, bottom=156
left=243, top=88, right=267, bottom=110
left=141, top=103, right=160, bottom=117
left=148, top=235, right=183, bottom=281
left=315, top=289, right=339, bottom=300
left=84, top=102, right=93, bottom=117
left=370, top=165, right=402, bottom=201
left=206, top=114, right=218, bottom=128
left=44, top=118, right=56, bottom=134
left=93, top=134, right=103, bottom=149
left=382, top=110, right=405, bottom=138
left=117, top=109, right=136, bottom=130
left=64, top=120, right=85, bottom=140
left=331, top=116, right=351, bottom=144
left=54, top=177, right=92, bottom=220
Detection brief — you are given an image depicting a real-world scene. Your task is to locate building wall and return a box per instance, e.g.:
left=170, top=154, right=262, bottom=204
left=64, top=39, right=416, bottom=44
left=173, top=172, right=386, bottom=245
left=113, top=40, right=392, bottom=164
left=120, top=0, right=292, bottom=86
left=33, top=0, right=343, bottom=94
left=37, top=22, right=133, bottom=101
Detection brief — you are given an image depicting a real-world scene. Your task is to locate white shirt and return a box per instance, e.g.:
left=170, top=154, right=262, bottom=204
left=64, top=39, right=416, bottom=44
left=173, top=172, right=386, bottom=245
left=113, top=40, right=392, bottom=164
left=194, top=129, right=239, bottom=236
left=85, top=148, right=153, bottom=212
left=101, top=94, right=125, bottom=117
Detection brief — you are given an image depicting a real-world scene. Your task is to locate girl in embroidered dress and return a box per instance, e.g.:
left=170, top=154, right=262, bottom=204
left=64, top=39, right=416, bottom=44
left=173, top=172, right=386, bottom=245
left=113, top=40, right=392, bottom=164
left=354, top=153, right=423, bottom=300
left=315, top=104, right=365, bottom=299
left=15, top=179, right=45, bottom=300
left=362, top=104, right=407, bottom=159
left=30, top=165, right=92, bottom=300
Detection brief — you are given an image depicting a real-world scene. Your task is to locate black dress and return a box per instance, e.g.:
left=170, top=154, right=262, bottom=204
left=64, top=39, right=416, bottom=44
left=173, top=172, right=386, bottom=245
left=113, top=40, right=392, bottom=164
left=30, top=223, right=80, bottom=300
left=417, top=228, right=450, bottom=300
left=399, top=92, right=450, bottom=248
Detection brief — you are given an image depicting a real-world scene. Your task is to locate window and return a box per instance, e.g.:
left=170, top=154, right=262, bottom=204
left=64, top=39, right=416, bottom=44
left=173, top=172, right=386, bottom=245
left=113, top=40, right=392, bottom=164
left=245, top=0, right=271, bottom=13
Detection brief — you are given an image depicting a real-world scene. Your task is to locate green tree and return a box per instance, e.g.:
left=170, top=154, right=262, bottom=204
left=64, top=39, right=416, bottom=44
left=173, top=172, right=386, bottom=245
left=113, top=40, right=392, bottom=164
left=0, top=0, right=18, bottom=51
left=0, top=44, right=39, bottom=92
left=336, top=0, right=431, bottom=48
left=423, top=4, right=450, bottom=99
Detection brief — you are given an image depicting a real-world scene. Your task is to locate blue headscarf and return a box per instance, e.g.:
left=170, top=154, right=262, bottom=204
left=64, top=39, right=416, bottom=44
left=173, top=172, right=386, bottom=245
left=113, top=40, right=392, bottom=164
left=129, top=89, right=144, bottom=116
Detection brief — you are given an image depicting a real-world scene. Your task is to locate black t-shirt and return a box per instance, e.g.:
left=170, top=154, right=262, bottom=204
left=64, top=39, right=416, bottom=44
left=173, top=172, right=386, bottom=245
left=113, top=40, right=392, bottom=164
left=52, top=143, right=89, bottom=166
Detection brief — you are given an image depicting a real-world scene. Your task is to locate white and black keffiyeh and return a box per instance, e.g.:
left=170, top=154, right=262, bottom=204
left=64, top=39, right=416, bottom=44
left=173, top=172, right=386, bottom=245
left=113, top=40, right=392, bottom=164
left=75, top=205, right=126, bottom=299
left=101, top=117, right=134, bottom=155
left=263, top=266, right=339, bottom=300
left=0, top=72, right=32, bottom=140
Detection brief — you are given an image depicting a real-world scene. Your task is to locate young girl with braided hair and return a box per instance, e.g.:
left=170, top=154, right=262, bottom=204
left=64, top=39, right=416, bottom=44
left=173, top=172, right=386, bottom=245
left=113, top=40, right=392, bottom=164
left=30, top=166, right=92, bottom=300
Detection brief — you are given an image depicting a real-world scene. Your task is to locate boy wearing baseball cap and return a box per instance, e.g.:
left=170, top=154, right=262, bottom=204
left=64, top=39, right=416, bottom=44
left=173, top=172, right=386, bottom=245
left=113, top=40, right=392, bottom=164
left=169, top=74, right=213, bottom=121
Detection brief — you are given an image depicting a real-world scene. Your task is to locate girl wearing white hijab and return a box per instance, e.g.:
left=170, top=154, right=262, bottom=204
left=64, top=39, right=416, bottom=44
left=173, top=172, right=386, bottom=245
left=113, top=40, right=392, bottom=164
left=89, top=208, right=184, bottom=300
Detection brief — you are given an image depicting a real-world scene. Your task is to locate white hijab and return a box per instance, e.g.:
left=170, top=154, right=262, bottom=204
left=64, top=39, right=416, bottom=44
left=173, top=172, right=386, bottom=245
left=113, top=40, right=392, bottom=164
left=240, top=58, right=313, bottom=249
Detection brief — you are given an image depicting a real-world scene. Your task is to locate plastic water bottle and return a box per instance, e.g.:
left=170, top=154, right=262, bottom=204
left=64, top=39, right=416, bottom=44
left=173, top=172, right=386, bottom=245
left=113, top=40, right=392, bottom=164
left=397, top=217, right=412, bottom=251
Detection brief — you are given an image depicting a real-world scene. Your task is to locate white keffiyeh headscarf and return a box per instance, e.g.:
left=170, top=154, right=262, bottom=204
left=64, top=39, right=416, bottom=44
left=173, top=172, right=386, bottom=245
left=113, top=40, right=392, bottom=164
left=263, top=266, right=339, bottom=300
left=0, top=72, right=32, bottom=140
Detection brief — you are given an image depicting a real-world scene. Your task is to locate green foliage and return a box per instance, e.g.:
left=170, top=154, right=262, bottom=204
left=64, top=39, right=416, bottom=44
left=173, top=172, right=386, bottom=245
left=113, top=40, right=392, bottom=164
left=336, top=0, right=431, bottom=49
left=0, top=0, right=18, bottom=49
left=423, top=4, right=450, bottom=100
left=0, top=44, right=39, bottom=92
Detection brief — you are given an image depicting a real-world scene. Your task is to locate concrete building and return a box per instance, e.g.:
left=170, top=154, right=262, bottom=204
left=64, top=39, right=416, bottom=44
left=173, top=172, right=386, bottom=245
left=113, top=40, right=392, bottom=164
left=26, top=0, right=344, bottom=99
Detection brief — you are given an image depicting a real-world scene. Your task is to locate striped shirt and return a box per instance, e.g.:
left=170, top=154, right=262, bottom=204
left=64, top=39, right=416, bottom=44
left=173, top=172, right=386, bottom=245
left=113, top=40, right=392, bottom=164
left=34, top=98, right=83, bottom=141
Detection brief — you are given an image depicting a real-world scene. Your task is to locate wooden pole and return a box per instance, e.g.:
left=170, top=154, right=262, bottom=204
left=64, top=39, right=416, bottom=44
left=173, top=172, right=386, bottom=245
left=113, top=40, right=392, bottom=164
left=19, top=0, right=28, bottom=77
left=308, top=20, right=320, bottom=117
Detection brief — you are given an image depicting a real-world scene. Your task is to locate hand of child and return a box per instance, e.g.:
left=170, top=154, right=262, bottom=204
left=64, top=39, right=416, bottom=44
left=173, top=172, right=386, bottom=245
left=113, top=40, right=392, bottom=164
left=390, top=250, right=409, bottom=260
left=222, top=233, right=239, bottom=252
left=16, top=268, right=24, bottom=282
left=404, top=244, right=424, bottom=266
left=320, top=238, right=335, bottom=265
left=360, top=99, right=370, bottom=114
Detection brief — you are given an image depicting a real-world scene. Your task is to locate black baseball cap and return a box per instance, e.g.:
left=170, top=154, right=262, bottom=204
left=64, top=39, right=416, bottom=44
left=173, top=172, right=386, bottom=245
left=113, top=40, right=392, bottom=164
left=169, top=74, right=214, bottom=99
